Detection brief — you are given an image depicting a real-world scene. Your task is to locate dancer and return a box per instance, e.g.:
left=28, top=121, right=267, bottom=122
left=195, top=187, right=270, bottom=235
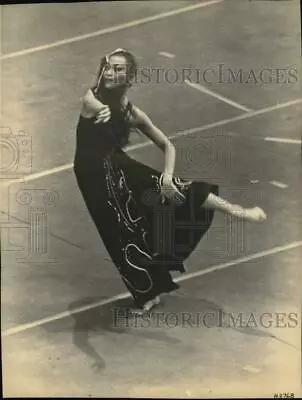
left=73, top=48, right=266, bottom=311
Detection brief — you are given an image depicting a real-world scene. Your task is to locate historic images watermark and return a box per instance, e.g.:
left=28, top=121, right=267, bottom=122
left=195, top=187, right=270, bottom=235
left=111, top=309, right=300, bottom=330
left=1, top=186, right=59, bottom=264
left=0, top=126, right=32, bottom=178
left=119, top=64, right=298, bottom=85
left=135, top=65, right=298, bottom=85
left=1, top=126, right=58, bottom=263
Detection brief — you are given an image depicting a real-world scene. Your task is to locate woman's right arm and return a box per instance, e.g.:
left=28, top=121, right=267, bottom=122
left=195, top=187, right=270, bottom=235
left=81, top=89, right=111, bottom=123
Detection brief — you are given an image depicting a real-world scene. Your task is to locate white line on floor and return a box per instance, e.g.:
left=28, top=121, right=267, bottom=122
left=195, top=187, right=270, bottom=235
left=269, top=181, right=289, bottom=189
left=2, top=240, right=302, bottom=337
left=0, top=1, right=223, bottom=60
left=176, top=241, right=302, bottom=283
left=264, top=137, right=301, bottom=145
left=2, top=163, right=74, bottom=187
left=184, top=80, right=253, bottom=112
left=3, top=97, right=301, bottom=187
left=158, top=52, right=175, bottom=58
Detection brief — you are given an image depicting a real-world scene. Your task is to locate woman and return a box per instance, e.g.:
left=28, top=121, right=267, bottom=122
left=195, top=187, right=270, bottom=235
left=74, top=48, right=266, bottom=311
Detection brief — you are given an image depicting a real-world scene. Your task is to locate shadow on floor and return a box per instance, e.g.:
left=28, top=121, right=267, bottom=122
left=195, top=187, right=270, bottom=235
left=43, top=292, right=290, bottom=373
left=64, top=294, right=231, bottom=371
left=63, top=296, right=192, bottom=372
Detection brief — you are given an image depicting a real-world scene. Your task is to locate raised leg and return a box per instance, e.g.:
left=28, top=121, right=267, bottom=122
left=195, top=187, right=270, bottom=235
left=202, top=193, right=267, bottom=222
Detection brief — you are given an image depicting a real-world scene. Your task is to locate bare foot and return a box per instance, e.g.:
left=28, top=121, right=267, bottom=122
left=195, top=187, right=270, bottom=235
left=143, top=296, right=161, bottom=311
left=231, top=206, right=267, bottom=222
left=132, top=296, right=161, bottom=315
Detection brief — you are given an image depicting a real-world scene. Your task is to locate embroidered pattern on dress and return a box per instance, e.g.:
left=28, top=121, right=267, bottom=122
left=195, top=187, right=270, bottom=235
left=103, top=156, right=154, bottom=293
left=122, top=243, right=153, bottom=293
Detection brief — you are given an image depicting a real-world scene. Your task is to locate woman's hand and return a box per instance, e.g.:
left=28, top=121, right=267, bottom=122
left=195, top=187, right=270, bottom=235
left=160, top=174, right=186, bottom=205
left=94, top=105, right=111, bottom=124
left=81, top=89, right=111, bottom=123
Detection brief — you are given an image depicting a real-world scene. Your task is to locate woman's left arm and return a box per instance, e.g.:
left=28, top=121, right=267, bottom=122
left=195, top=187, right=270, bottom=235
left=133, top=106, right=185, bottom=203
left=134, top=106, right=175, bottom=176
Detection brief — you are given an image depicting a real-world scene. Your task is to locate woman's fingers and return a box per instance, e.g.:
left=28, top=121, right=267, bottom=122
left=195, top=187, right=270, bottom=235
left=161, top=184, right=185, bottom=204
left=99, top=106, right=110, bottom=115
left=96, top=105, right=110, bottom=114
left=96, top=111, right=111, bottom=121
left=102, top=115, right=111, bottom=123
left=94, top=107, right=111, bottom=124
left=173, top=191, right=186, bottom=204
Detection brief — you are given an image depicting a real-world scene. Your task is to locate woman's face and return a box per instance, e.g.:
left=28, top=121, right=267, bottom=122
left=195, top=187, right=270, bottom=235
left=102, top=54, right=131, bottom=89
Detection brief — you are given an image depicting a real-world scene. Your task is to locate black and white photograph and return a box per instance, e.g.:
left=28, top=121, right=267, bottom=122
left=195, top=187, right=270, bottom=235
left=1, top=0, right=301, bottom=397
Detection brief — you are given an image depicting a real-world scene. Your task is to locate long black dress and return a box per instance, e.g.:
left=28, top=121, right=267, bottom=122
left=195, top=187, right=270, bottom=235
left=73, top=102, right=219, bottom=308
